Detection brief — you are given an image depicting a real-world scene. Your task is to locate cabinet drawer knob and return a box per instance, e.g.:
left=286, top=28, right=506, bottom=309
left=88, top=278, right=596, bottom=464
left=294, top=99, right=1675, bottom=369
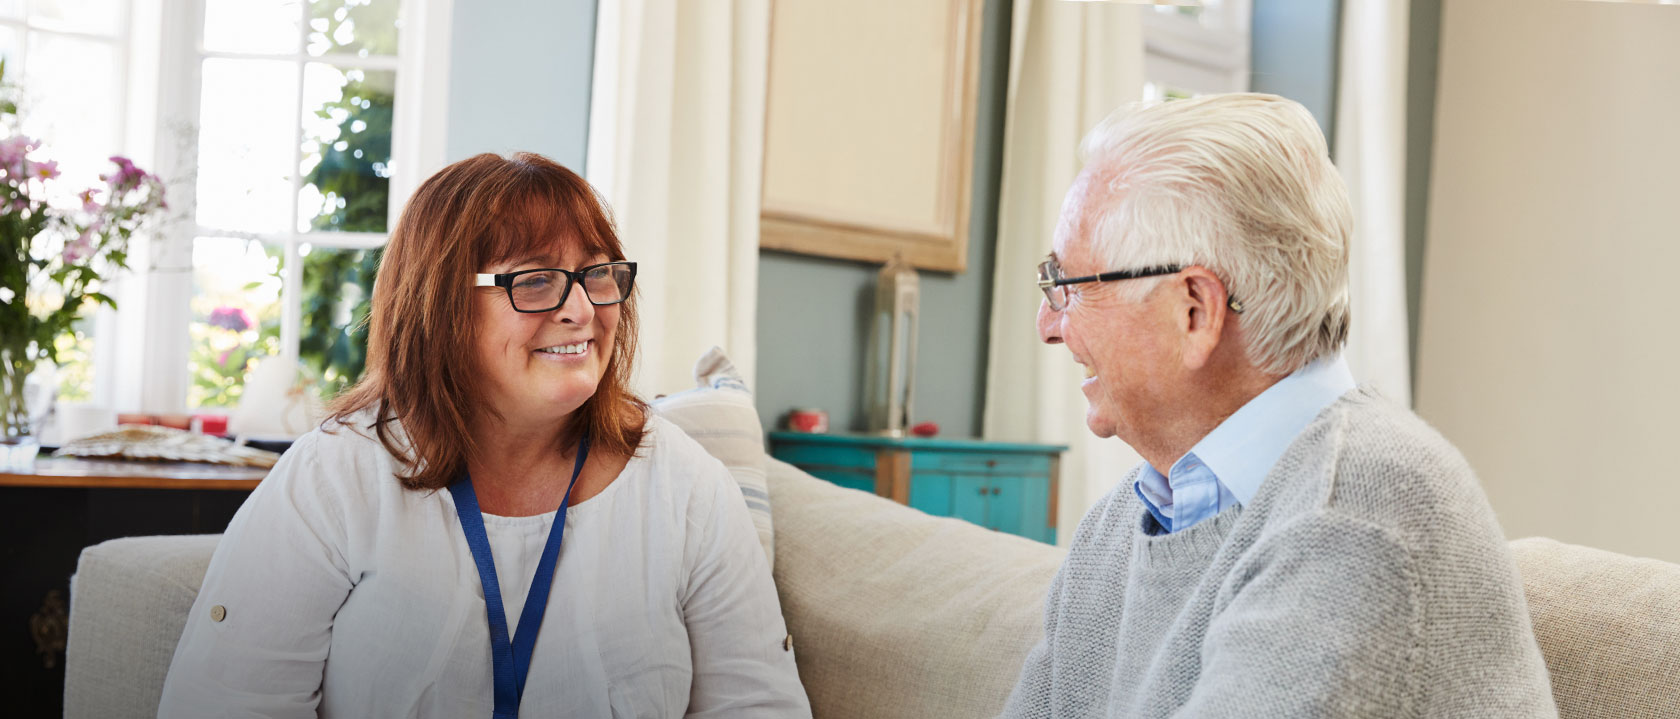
left=991, top=487, right=1001, bottom=496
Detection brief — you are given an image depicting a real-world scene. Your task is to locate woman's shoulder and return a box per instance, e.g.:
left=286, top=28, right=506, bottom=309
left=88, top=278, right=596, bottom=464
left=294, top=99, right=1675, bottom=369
left=259, top=408, right=411, bottom=502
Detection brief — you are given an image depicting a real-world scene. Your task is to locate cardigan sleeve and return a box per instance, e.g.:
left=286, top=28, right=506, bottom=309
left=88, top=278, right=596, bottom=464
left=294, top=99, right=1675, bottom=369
left=158, top=432, right=357, bottom=718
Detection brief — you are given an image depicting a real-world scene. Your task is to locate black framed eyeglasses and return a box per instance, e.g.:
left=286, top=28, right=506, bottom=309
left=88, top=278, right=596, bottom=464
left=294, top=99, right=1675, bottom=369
left=1036, top=257, right=1244, bottom=314
left=474, top=261, right=638, bottom=313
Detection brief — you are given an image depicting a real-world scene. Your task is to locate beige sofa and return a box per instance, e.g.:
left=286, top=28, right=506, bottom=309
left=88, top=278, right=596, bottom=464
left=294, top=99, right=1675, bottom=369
left=65, top=457, right=1680, bottom=718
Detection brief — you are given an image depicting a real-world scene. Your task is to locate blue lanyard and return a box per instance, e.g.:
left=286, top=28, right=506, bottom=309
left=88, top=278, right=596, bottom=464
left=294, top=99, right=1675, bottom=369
left=448, top=435, right=590, bottom=719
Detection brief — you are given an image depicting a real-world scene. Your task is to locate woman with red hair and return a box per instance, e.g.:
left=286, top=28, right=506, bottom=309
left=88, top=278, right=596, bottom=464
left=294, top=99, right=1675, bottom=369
left=160, top=153, right=810, bottom=717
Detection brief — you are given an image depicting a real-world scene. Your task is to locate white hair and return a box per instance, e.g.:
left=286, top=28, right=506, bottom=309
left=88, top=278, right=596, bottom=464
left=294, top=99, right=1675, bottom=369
left=1078, top=92, right=1352, bottom=376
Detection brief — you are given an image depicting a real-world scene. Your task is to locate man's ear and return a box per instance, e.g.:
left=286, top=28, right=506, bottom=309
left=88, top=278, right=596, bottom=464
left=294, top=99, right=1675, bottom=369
left=1177, top=266, right=1231, bottom=371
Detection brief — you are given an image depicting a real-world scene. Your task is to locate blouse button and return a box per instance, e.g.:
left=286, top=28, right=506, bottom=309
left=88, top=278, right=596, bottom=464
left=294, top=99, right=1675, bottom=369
left=210, top=605, right=227, bottom=622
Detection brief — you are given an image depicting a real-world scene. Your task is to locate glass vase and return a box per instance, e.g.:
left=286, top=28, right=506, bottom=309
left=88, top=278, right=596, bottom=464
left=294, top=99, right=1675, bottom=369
left=1, top=349, right=44, bottom=469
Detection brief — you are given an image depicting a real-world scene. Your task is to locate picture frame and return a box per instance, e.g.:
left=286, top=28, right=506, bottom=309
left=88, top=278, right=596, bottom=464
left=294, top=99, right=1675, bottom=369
left=759, top=0, right=984, bottom=273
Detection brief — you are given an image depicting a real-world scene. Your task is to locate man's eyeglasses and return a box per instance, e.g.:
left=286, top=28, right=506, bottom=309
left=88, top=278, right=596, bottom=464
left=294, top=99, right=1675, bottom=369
left=1036, top=257, right=1244, bottom=314
left=474, top=261, right=637, bottom=313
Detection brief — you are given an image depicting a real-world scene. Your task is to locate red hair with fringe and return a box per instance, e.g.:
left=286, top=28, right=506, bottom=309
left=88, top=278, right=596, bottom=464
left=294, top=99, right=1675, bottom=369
left=328, top=152, right=646, bottom=490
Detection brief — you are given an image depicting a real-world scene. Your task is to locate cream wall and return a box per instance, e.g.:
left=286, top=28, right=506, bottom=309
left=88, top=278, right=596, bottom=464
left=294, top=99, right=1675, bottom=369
left=1418, top=0, right=1680, bottom=562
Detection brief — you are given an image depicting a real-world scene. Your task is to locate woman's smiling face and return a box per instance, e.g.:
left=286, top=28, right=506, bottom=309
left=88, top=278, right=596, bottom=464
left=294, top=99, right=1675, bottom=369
left=473, top=243, right=620, bottom=429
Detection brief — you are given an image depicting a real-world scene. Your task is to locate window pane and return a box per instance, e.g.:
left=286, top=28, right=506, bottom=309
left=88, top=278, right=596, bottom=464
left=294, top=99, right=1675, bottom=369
left=202, top=0, right=302, bottom=55
left=196, top=58, right=298, bottom=235
left=298, top=244, right=379, bottom=399
left=22, top=32, right=120, bottom=199
left=299, top=64, right=392, bottom=233
left=54, top=323, right=93, bottom=402
left=31, top=0, right=123, bottom=37
left=0, top=26, right=20, bottom=70
left=307, top=0, right=399, bottom=57
left=0, top=1, right=22, bottom=18
left=189, top=237, right=283, bottom=409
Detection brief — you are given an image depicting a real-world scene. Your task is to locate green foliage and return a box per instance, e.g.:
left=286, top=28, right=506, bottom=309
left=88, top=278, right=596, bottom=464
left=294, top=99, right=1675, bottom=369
left=189, top=309, right=283, bottom=408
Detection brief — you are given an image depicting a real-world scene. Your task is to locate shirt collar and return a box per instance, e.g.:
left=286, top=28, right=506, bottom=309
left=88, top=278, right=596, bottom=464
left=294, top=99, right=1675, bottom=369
left=1179, top=354, right=1356, bottom=507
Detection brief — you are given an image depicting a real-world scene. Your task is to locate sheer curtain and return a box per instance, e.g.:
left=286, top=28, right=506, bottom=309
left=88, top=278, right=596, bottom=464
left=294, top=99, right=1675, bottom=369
left=1334, top=0, right=1412, bottom=404
left=586, top=0, right=768, bottom=394
left=982, top=0, right=1146, bottom=545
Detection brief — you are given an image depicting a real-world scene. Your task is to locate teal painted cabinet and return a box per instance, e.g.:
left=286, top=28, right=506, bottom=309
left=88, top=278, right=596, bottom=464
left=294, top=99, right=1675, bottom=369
left=768, top=432, right=1066, bottom=544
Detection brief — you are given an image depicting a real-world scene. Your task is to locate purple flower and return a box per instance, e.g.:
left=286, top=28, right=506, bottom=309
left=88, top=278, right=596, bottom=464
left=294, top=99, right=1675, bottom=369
left=78, top=188, right=100, bottom=213
left=29, top=159, right=59, bottom=180
left=208, top=306, right=254, bottom=332
left=105, top=155, right=154, bottom=193
left=61, top=233, right=94, bottom=264
left=0, top=134, right=39, bottom=176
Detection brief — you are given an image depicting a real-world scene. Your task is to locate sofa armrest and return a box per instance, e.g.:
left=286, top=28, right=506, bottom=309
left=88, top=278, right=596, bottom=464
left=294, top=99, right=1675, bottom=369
left=1510, top=537, right=1680, bottom=719
left=766, top=458, right=1064, bottom=719
left=64, top=534, right=221, bottom=719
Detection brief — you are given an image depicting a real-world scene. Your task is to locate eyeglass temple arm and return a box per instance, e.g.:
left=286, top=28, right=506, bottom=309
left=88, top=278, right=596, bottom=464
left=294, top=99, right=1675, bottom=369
left=473, top=274, right=501, bottom=287
left=1038, top=266, right=1244, bottom=313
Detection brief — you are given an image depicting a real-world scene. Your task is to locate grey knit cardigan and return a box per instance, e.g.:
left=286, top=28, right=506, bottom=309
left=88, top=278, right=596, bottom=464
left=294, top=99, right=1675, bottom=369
left=1001, top=387, right=1558, bottom=718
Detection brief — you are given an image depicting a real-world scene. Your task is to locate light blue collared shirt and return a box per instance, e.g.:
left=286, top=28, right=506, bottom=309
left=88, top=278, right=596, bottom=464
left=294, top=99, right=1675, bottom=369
left=1134, top=355, right=1357, bottom=534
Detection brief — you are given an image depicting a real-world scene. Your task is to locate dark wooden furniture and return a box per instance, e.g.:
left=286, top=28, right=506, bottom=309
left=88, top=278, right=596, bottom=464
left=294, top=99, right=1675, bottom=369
left=1, top=457, right=265, bottom=716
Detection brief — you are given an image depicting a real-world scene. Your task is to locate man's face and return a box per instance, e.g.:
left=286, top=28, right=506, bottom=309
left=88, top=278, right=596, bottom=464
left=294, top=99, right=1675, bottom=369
left=1037, top=169, right=1181, bottom=442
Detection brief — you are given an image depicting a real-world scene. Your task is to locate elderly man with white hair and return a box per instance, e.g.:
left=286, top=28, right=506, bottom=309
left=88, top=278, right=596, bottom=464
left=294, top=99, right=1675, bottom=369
left=1001, top=93, right=1557, bottom=718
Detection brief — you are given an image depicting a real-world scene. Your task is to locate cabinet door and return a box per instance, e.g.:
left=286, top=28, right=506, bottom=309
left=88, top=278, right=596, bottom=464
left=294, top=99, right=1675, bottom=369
left=988, top=476, right=1052, bottom=543
left=909, top=471, right=990, bottom=528
left=907, top=471, right=956, bottom=517
left=951, top=474, right=991, bottom=529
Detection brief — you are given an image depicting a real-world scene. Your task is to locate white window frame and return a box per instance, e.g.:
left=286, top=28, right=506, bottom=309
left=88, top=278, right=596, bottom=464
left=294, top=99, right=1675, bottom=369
left=105, top=0, right=453, bottom=414
left=1142, top=0, right=1252, bottom=99
left=0, top=4, right=134, bottom=171
left=3, top=1, right=134, bottom=414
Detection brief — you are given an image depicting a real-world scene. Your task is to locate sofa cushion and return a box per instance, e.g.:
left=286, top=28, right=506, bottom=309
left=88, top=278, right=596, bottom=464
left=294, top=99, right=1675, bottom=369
left=1510, top=537, right=1680, bottom=719
left=766, top=457, right=1065, bottom=719
left=64, top=534, right=221, bottom=719
left=651, top=346, right=775, bottom=564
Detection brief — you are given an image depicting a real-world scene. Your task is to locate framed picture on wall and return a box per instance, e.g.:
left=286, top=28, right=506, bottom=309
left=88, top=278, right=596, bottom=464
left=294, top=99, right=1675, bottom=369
left=759, top=0, right=984, bottom=273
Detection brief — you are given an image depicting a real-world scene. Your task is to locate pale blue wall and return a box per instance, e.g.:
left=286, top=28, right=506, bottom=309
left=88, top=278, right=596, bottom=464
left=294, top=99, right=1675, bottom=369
left=753, top=0, right=1013, bottom=437
left=445, top=0, right=596, bottom=168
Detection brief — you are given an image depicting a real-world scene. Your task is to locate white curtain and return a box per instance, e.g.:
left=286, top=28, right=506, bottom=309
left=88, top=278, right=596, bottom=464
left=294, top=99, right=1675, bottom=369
left=1334, top=0, right=1412, bottom=405
left=982, top=0, right=1145, bottom=546
left=586, top=0, right=768, bottom=395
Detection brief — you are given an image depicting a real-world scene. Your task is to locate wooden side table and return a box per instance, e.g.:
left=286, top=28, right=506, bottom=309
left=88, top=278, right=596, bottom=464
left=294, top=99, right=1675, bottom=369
left=768, top=432, right=1066, bottom=544
left=0, top=457, right=267, bottom=490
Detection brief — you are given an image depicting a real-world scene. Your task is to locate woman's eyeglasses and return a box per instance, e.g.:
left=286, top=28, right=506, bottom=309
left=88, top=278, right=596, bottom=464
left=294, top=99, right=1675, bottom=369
left=474, top=261, right=638, bottom=313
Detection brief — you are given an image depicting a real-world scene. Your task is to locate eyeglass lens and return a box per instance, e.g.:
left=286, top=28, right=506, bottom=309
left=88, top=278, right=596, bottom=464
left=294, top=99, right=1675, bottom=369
left=1037, top=260, right=1067, bottom=311
left=510, top=264, right=634, bottom=311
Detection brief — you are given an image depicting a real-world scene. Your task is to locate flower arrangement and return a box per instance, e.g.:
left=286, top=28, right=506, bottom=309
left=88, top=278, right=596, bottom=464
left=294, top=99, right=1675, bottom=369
left=0, top=63, right=168, bottom=450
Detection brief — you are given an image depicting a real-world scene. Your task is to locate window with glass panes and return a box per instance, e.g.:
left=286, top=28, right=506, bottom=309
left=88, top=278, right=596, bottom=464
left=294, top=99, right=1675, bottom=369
left=189, top=0, right=398, bottom=408
left=0, top=0, right=132, bottom=404
left=1143, top=0, right=1250, bottom=101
